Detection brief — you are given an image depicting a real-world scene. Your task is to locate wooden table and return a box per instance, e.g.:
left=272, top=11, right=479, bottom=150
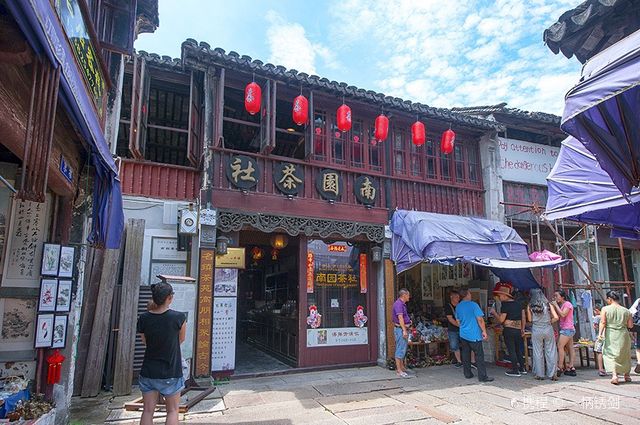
left=574, top=342, right=597, bottom=368
left=408, top=340, right=450, bottom=359
left=493, top=327, right=532, bottom=371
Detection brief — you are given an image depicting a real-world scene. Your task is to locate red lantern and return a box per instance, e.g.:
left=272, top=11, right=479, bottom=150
left=441, top=128, right=455, bottom=154
left=46, top=349, right=65, bottom=385
left=374, top=114, right=389, bottom=142
left=336, top=104, right=352, bottom=132
left=251, top=246, right=264, bottom=261
left=244, top=82, right=261, bottom=115
left=411, top=121, right=426, bottom=146
left=292, top=95, right=308, bottom=126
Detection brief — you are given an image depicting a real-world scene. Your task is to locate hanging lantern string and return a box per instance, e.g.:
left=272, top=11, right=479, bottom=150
left=342, top=95, right=345, bottom=105
left=252, top=72, right=255, bottom=82
left=300, top=85, right=302, bottom=95
left=449, top=123, right=452, bottom=130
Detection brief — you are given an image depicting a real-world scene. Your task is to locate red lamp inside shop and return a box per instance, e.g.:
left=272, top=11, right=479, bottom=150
left=336, top=103, right=352, bottom=132
left=411, top=120, right=426, bottom=147
left=270, top=234, right=288, bottom=261
left=374, top=114, right=389, bottom=142
left=292, top=94, right=309, bottom=126
left=251, top=246, right=264, bottom=262
left=440, top=127, right=455, bottom=155
left=244, top=81, right=261, bottom=115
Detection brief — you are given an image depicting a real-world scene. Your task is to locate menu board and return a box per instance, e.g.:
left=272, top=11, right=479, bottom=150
left=211, top=298, right=237, bottom=371
left=2, top=198, right=49, bottom=288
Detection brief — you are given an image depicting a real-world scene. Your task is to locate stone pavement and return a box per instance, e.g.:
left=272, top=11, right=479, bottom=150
left=70, top=364, right=640, bottom=424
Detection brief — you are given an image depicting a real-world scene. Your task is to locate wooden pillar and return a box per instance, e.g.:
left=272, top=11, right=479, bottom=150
left=384, top=259, right=396, bottom=362
left=113, top=219, right=145, bottom=395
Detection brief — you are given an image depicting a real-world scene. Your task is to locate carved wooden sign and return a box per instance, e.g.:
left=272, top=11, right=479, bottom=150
left=225, top=155, right=260, bottom=190
left=274, top=162, right=304, bottom=196
left=315, top=169, right=343, bottom=201
left=354, top=175, right=378, bottom=206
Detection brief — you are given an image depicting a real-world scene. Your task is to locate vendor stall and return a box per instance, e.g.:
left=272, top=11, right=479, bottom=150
left=389, top=210, right=570, bottom=366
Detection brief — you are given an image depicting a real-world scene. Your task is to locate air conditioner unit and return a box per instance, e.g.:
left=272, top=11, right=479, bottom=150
left=178, top=209, right=198, bottom=235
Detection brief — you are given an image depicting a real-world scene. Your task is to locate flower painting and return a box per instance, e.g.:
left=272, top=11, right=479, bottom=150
left=34, top=314, right=54, bottom=348
left=51, top=315, right=67, bottom=348
left=41, top=244, right=61, bottom=276
left=58, top=246, right=75, bottom=278
left=38, top=279, right=58, bottom=312
left=56, top=280, right=72, bottom=312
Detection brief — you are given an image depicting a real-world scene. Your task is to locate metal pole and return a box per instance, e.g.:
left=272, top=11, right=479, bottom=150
left=543, top=219, right=606, bottom=300
left=617, top=237, right=632, bottom=303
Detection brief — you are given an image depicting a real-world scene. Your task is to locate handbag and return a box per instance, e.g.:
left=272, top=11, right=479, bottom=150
left=593, top=337, right=604, bottom=353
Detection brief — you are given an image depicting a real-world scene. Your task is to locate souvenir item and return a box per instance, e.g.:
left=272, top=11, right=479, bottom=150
left=306, top=305, right=322, bottom=328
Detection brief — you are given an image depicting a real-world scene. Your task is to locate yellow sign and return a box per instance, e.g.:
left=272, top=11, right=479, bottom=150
left=215, top=248, right=246, bottom=269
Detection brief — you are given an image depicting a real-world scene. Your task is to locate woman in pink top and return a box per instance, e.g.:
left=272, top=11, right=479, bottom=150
left=551, top=290, right=577, bottom=377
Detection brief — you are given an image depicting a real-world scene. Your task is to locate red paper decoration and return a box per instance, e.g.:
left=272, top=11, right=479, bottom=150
left=411, top=121, right=426, bottom=146
left=292, top=95, right=308, bottom=126
left=46, top=349, right=65, bottom=385
left=336, top=104, right=352, bottom=132
left=244, top=82, right=261, bottom=115
left=441, top=128, right=455, bottom=154
left=374, top=114, right=389, bottom=142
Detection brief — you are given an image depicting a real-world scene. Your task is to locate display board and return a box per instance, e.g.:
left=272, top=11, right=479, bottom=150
left=307, top=327, right=368, bottom=347
left=211, top=297, right=237, bottom=371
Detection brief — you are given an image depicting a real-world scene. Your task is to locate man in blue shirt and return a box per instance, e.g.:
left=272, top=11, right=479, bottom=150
left=455, top=288, right=494, bottom=382
left=392, top=288, right=412, bottom=378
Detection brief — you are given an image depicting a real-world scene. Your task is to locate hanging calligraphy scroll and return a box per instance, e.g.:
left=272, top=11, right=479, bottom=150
left=2, top=196, right=51, bottom=288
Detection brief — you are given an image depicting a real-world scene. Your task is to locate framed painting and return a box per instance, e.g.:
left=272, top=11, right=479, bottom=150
left=421, top=263, right=433, bottom=301
left=56, top=280, right=72, bottom=312
left=57, top=246, right=75, bottom=278
left=38, top=279, right=58, bottom=312
left=51, top=315, right=68, bottom=349
left=41, top=243, right=61, bottom=276
left=34, top=314, right=54, bottom=348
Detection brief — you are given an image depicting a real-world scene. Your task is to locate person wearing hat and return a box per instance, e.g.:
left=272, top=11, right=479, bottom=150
left=490, top=282, right=526, bottom=377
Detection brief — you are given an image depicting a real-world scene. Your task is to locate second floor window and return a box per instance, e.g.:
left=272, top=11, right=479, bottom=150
left=393, top=129, right=407, bottom=175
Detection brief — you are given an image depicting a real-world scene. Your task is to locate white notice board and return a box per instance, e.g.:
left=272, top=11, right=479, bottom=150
left=211, top=297, right=237, bottom=372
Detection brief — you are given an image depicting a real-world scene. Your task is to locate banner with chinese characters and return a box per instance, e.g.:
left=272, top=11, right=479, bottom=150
left=359, top=253, right=367, bottom=293
left=211, top=297, right=237, bottom=372
left=306, top=252, right=314, bottom=293
left=307, top=240, right=360, bottom=289
left=307, top=327, right=368, bottom=347
left=194, top=249, right=214, bottom=377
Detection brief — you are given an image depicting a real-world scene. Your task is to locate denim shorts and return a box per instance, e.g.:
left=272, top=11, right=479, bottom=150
left=448, top=330, right=460, bottom=352
left=559, top=329, right=576, bottom=337
left=138, top=375, right=185, bottom=397
left=394, top=327, right=408, bottom=359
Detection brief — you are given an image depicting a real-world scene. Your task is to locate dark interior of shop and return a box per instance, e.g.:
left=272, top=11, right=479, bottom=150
left=235, top=231, right=299, bottom=375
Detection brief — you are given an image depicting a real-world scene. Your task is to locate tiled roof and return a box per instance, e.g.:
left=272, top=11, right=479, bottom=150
left=452, top=103, right=561, bottom=125
left=543, top=0, right=639, bottom=63
left=180, top=39, right=503, bottom=132
left=137, top=51, right=184, bottom=69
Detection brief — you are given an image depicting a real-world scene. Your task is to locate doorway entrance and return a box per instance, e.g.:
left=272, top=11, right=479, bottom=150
left=235, top=231, right=299, bottom=375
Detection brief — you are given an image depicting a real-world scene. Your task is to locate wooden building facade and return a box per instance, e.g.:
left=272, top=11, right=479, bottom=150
left=0, top=0, right=158, bottom=419
left=113, top=39, right=501, bottom=376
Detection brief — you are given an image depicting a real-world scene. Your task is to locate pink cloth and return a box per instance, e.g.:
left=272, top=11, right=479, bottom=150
left=558, top=301, right=575, bottom=330
left=529, top=250, right=562, bottom=262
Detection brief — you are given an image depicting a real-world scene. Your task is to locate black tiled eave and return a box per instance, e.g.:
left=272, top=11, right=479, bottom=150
left=180, top=39, right=503, bottom=132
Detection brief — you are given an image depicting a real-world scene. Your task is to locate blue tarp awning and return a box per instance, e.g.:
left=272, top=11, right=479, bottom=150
left=390, top=210, right=570, bottom=290
left=7, top=0, right=124, bottom=248
left=543, top=136, right=640, bottom=239
left=562, top=28, right=640, bottom=195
